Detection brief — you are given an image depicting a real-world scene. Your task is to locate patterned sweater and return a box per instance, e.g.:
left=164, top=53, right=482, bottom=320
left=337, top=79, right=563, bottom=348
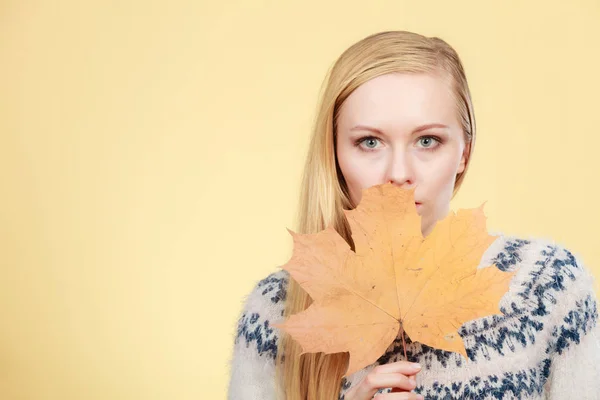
left=227, top=234, right=600, bottom=399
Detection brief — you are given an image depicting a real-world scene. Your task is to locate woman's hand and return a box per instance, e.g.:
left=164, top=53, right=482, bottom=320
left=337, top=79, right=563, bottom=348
left=344, top=361, right=424, bottom=399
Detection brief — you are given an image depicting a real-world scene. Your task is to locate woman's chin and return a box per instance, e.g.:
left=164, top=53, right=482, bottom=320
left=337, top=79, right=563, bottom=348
left=421, top=219, right=434, bottom=237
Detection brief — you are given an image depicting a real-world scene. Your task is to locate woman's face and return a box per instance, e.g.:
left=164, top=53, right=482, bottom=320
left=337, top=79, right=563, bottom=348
left=335, top=72, right=469, bottom=237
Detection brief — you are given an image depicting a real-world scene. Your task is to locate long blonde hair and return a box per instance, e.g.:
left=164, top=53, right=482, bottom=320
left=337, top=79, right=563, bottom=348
left=275, top=30, right=476, bottom=400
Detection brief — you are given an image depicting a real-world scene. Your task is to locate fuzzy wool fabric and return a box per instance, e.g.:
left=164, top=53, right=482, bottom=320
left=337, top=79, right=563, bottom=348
left=227, top=234, right=600, bottom=399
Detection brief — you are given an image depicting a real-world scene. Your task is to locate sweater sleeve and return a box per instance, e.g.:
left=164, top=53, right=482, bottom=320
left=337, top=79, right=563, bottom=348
left=227, top=270, right=289, bottom=400
left=544, top=246, right=600, bottom=399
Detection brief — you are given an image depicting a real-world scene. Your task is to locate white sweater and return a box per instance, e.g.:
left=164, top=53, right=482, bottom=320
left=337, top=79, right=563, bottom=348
left=227, top=234, right=600, bottom=399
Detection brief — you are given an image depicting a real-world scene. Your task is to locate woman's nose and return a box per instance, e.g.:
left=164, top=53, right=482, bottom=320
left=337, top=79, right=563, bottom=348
left=386, top=154, right=415, bottom=188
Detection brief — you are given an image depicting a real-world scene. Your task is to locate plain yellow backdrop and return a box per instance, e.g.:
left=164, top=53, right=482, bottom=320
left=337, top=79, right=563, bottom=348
left=1, top=0, right=599, bottom=399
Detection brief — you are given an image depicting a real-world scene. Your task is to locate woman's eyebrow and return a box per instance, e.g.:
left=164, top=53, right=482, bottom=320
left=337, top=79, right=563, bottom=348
left=413, top=123, right=449, bottom=133
left=350, top=125, right=385, bottom=135
left=350, top=123, right=450, bottom=135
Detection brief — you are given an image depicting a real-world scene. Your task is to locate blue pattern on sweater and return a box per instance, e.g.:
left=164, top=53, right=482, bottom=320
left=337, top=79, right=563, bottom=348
left=235, top=313, right=279, bottom=360
left=257, top=274, right=288, bottom=305
left=234, top=273, right=288, bottom=360
left=492, top=238, right=531, bottom=271
left=548, top=294, right=598, bottom=355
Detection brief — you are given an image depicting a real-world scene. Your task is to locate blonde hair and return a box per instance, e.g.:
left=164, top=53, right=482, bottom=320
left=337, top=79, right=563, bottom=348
left=275, top=30, right=476, bottom=400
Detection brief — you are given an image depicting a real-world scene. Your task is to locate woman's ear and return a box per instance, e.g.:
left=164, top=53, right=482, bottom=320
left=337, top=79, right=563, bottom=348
left=457, top=141, right=471, bottom=175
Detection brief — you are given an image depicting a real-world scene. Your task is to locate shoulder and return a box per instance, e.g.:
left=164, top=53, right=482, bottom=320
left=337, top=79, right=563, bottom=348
left=480, top=232, right=596, bottom=293
left=241, top=269, right=290, bottom=318
left=233, top=269, right=290, bottom=361
left=455, top=232, right=598, bottom=363
left=481, top=232, right=598, bottom=339
left=479, top=232, right=562, bottom=272
left=228, top=271, right=290, bottom=397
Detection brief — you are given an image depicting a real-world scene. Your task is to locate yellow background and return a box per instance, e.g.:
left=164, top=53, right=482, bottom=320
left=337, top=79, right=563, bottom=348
left=1, top=1, right=599, bottom=398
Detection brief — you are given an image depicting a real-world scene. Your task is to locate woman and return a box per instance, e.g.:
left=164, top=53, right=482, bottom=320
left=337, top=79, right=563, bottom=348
left=228, top=31, right=600, bottom=400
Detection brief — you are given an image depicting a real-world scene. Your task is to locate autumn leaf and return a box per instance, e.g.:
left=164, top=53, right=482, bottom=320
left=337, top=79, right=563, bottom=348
left=272, top=182, right=516, bottom=376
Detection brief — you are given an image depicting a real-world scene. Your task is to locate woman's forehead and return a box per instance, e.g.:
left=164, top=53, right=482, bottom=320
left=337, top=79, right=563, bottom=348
left=338, top=72, right=460, bottom=133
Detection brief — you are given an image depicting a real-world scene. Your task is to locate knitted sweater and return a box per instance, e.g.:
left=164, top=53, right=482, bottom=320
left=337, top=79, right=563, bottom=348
left=227, top=234, right=600, bottom=399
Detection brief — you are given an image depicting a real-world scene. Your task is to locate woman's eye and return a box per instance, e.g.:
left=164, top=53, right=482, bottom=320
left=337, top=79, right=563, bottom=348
left=357, top=137, right=380, bottom=150
left=363, top=138, right=379, bottom=148
left=418, top=136, right=441, bottom=149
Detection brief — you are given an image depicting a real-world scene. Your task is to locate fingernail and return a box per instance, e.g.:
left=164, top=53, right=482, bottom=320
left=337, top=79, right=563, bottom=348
left=416, top=395, right=424, bottom=400
left=412, top=362, right=422, bottom=369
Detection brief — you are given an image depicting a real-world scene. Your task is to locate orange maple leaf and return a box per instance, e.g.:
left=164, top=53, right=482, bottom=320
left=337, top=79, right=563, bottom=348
left=273, top=183, right=517, bottom=376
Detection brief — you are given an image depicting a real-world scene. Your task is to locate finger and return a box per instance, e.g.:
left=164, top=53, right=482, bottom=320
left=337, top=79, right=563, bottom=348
left=356, top=372, right=416, bottom=398
left=391, top=375, right=416, bottom=393
left=373, top=361, right=422, bottom=375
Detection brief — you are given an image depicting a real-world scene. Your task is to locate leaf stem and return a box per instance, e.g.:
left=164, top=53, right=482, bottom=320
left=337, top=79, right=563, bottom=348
left=401, top=324, right=407, bottom=360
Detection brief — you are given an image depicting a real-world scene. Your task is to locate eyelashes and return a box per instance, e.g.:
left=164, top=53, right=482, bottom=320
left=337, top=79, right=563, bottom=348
left=353, top=135, right=443, bottom=152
